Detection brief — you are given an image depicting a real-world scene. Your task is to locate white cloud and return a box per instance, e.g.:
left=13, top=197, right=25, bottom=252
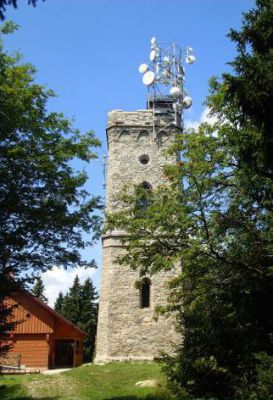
left=42, top=266, right=96, bottom=307
left=184, top=106, right=218, bottom=130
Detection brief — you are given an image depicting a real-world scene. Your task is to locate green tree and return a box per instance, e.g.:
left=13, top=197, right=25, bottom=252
left=0, top=22, right=101, bottom=356
left=0, top=1, right=44, bottom=20
left=61, top=275, right=82, bottom=324
left=58, top=276, right=98, bottom=362
left=79, top=278, right=98, bottom=361
left=54, top=291, right=64, bottom=314
left=211, top=0, right=273, bottom=173
left=106, top=2, right=273, bottom=398
left=31, top=276, right=47, bottom=303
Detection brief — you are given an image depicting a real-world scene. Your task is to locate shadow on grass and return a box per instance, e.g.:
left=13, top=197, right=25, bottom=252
left=109, top=394, right=173, bottom=400
left=0, top=384, right=60, bottom=400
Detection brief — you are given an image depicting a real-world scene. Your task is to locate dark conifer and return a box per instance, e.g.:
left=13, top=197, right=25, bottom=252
left=54, top=292, right=64, bottom=314
left=32, top=276, right=48, bottom=303
left=61, top=276, right=82, bottom=324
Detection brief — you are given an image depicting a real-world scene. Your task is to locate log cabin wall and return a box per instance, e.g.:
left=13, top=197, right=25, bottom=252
left=2, top=291, right=87, bottom=370
left=8, top=334, right=50, bottom=369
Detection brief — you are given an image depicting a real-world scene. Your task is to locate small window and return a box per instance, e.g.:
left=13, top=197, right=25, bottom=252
left=140, top=278, right=151, bottom=308
left=139, top=154, right=150, bottom=165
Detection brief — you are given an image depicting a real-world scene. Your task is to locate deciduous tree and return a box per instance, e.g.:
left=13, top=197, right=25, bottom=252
left=106, top=1, right=273, bottom=398
left=0, top=22, right=101, bottom=356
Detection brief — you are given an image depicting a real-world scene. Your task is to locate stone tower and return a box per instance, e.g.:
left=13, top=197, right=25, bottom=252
left=95, top=98, right=180, bottom=362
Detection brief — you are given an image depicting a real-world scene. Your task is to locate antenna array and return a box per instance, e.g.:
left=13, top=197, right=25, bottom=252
left=138, top=37, right=196, bottom=129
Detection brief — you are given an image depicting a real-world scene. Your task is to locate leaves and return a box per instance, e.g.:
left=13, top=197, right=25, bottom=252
left=0, top=25, right=102, bottom=355
left=107, top=2, right=273, bottom=398
left=55, top=276, right=98, bottom=361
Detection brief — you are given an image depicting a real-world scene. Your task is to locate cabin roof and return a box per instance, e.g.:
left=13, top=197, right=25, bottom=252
left=9, top=290, right=88, bottom=337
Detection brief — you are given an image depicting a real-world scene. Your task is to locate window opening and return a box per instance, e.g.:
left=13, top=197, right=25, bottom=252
left=140, top=278, right=151, bottom=308
left=139, top=154, right=150, bottom=165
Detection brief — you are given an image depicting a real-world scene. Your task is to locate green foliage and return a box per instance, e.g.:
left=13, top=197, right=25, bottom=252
left=56, top=275, right=98, bottom=362
left=208, top=0, right=273, bottom=173
left=31, top=276, right=47, bottom=303
left=253, top=353, right=273, bottom=400
left=54, top=291, right=64, bottom=313
left=0, top=1, right=44, bottom=20
left=0, top=23, right=101, bottom=355
left=107, top=2, right=273, bottom=399
left=61, top=275, right=82, bottom=322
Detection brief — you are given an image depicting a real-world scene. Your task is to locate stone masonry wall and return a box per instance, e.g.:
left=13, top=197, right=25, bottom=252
left=95, top=109, right=181, bottom=362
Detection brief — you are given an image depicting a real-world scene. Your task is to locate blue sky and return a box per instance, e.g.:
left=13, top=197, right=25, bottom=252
left=3, top=0, right=255, bottom=305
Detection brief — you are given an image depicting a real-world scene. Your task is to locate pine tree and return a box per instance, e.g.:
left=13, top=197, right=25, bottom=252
left=61, top=276, right=82, bottom=325
left=107, top=2, right=273, bottom=398
left=79, top=278, right=98, bottom=361
left=57, top=276, right=98, bottom=362
left=32, top=276, right=48, bottom=303
left=54, top=292, right=64, bottom=314
left=0, top=1, right=43, bottom=20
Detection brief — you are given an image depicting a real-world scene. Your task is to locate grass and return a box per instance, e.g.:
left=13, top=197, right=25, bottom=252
left=0, top=362, right=175, bottom=400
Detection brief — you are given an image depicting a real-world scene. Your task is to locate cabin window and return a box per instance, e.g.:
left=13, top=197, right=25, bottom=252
left=76, top=340, right=79, bottom=354
left=140, top=278, right=151, bottom=308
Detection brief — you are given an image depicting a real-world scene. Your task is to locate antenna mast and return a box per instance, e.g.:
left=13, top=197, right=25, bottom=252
left=138, top=37, right=196, bottom=135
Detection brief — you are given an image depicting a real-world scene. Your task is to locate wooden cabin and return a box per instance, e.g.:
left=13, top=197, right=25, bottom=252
left=1, top=291, right=87, bottom=370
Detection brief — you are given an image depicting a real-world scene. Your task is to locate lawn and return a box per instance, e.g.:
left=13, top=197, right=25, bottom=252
left=0, top=362, right=175, bottom=400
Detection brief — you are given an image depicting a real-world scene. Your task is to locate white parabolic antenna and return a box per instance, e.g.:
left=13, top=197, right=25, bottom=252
left=143, top=70, right=155, bottom=86
left=139, top=37, right=196, bottom=128
left=183, top=96, right=192, bottom=109
left=138, top=63, right=148, bottom=74
left=149, top=50, right=156, bottom=62
left=186, top=55, right=196, bottom=64
left=170, top=86, right=181, bottom=98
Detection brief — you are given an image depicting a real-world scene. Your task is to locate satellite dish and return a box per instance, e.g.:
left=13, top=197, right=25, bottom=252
left=138, top=63, right=149, bottom=74
left=186, top=55, right=196, bottom=64
left=149, top=50, right=156, bottom=62
left=155, top=47, right=161, bottom=57
left=163, top=56, right=170, bottom=65
left=151, top=37, right=156, bottom=44
left=170, top=86, right=181, bottom=98
left=183, top=96, right=192, bottom=109
left=143, top=71, right=155, bottom=86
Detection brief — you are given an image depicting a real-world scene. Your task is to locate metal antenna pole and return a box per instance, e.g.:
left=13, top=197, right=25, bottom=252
left=102, top=153, right=107, bottom=191
left=138, top=37, right=196, bottom=132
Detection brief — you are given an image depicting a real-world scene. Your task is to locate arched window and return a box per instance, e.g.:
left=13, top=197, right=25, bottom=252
left=118, top=129, right=130, bottom=141
left=137, top=130, right=149, bottom=141
left=140, top=278, right=151, bottom=308
left=157, top=130, right=169, bottom=146
left=135, top=182, right=152, bottom=210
